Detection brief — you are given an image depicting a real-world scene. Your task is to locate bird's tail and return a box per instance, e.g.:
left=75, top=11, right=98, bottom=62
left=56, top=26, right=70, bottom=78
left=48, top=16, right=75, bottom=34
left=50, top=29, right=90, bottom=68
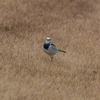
left=58, top=49, right=66, bottom=53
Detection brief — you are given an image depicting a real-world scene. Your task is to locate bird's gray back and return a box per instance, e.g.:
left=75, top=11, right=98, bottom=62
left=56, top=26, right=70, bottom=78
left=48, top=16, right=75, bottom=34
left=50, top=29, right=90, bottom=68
left=49, top=44, right=58, bottom=51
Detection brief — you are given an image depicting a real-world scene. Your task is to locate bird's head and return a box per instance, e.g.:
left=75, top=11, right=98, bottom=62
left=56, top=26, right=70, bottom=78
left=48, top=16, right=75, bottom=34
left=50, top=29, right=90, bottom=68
left=46, top=37, right=51, bottom=43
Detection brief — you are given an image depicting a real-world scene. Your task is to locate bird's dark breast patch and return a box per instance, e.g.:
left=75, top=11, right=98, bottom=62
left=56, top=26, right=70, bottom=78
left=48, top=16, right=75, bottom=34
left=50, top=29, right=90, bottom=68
left=43, top=43, right=50, bottom=50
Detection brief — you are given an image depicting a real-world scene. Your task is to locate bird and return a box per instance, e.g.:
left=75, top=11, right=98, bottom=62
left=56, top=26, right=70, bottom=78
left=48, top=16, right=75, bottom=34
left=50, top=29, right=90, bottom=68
left=43, top=37, right=66, bottom=61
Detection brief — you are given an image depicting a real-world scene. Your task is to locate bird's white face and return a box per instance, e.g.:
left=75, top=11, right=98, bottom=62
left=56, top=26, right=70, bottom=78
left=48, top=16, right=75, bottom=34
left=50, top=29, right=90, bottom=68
left=46, top=37, right=51, bottom=43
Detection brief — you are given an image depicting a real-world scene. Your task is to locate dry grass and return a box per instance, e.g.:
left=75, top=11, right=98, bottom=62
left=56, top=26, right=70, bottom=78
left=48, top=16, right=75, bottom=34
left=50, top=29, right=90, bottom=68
left=0, top=0, right=100, bottom=100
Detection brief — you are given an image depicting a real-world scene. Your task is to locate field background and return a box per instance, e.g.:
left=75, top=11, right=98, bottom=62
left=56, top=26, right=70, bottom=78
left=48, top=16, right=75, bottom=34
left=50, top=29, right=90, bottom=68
left=0, top=0, right=100, bottom=100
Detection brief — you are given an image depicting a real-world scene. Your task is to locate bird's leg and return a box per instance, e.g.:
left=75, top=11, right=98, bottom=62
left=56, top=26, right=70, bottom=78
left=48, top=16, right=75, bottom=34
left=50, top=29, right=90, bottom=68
left=50, top=55, right=53, bottom=61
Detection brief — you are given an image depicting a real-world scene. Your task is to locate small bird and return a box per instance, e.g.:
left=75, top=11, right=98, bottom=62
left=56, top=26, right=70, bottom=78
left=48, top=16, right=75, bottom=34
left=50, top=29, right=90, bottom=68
left=43, top=37, right=66, bottom=61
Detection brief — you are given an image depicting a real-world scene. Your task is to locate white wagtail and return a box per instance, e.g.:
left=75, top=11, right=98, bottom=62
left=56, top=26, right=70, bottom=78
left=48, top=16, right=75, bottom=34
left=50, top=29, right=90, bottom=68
left=43, top=37, right=66, bottom=61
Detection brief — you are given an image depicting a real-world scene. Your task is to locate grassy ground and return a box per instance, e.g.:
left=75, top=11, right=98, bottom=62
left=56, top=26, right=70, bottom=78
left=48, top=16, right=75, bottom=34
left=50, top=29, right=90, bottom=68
left=0, top=0, right=100, bottom=100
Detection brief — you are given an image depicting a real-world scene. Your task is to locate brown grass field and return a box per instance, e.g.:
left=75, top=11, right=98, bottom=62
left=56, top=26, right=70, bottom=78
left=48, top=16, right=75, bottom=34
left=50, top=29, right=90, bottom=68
left=0, top=0, right=100, bottom=100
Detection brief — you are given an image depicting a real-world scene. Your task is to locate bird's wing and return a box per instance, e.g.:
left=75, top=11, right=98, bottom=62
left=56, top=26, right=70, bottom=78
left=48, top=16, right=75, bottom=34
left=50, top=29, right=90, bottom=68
left=50, top=43, right=58, bottom=51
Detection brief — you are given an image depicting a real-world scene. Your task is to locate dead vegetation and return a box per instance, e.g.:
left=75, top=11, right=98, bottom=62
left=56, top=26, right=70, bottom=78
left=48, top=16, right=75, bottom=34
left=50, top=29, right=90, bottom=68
left=0, top=0, right=100, bottom=100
